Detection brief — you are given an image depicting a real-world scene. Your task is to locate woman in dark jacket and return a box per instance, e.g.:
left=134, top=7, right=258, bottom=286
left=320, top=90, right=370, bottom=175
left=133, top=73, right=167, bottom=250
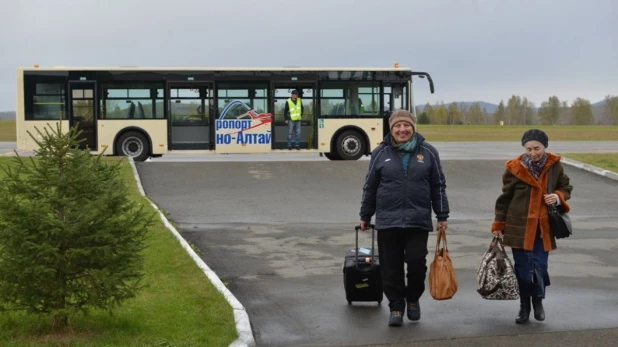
left=491, top=129, right=573, bottom=324
left=359, top=110, right=450, bottom=327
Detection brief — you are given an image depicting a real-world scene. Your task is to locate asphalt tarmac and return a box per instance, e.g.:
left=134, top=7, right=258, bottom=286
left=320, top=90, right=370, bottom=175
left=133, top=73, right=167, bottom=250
left=136, top=157, right=618, bottom=347
left=3, top=141, right=618, bottom=161
left=143, top=141, right=618, bottom=162
left=0, top=142, right=16, bottom=155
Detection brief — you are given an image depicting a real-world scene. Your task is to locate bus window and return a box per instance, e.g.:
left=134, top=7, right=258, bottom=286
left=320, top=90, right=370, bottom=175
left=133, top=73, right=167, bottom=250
left=170, top=88, right=204, bottom=123
left=217, top=85, right=268, bottom=119
left=383, top=84, right=409, bottom=112
left=24, top=80, right=67, bottom=120
left=319, top=82, right=379, bottom=117
left=100, top=83, right=164, bottom=119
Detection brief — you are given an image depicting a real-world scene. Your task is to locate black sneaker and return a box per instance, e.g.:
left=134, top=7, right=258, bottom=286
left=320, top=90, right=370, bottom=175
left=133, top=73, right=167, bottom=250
left=407, top=300, right=421, bottom=321
left=295, top=146, right=300, bottom=150
left=388, top=311, right=404, bottom=326
left=287, top=145, right=292, bottom=150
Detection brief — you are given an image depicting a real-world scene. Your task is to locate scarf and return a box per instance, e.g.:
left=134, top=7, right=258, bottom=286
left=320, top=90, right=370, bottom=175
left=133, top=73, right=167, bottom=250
left=392, top=133, right=418, bottom=171
left=521, top=153, right=547, bottom=180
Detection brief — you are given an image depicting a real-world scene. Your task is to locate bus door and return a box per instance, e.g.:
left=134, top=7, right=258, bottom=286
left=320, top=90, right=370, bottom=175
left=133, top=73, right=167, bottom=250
left=214, top=84, right=271, bottom=154
left=68, top=81, right=97, bottom=150
left=168, top=83, right=214, bottom=150
left=382, top=83, right=409, bottom=136
left=272, top=84, right=316, bottom=149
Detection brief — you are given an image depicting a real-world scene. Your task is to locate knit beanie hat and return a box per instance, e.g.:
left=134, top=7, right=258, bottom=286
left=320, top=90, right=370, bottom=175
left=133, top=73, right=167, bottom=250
left=521, top=129, right=549, bottom=148
left=389, top=110, right=416, bottom=131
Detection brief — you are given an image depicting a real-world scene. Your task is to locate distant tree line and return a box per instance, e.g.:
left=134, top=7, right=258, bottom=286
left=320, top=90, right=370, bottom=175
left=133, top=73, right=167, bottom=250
left=416, top=95, right=618, bottom=126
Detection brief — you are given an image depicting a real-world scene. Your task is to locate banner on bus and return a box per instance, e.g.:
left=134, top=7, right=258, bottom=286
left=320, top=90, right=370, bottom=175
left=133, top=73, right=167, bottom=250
left=215, top=100, right=272, bottom=153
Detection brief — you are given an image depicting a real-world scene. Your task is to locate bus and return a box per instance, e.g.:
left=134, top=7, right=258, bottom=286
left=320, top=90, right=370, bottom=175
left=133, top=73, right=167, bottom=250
left=15, top=65, right=434, bottom=161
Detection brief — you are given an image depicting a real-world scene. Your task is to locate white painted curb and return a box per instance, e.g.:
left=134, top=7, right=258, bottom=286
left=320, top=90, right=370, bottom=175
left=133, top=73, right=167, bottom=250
left=128, top=158, right=255, bottom=347
left=561, top=157, right=618, bottom=181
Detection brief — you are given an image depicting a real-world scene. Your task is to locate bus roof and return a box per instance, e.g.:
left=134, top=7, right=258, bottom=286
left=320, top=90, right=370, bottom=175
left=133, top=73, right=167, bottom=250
left=18, top=66, right=412, bottom=72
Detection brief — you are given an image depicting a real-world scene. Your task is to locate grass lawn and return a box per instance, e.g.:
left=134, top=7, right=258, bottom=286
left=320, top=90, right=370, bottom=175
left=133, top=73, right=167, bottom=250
left=0, top=121, right=16, bottom=142
left=0, top=156, right=237, bottom=346
left=560, top=153, right=618, bottom=173
left=417, top=125, right=618, bottom=142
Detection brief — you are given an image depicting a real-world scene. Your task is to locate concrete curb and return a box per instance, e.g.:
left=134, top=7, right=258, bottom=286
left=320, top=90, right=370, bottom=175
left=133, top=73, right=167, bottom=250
left=561, top=157, right=618, bottom=181
left=128, top=158, right=256, bottom=347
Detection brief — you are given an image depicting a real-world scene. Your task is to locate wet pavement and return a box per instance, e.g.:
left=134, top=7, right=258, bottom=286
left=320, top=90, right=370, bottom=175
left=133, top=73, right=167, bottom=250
left=145, top=141, right=618, bottom=162
left=135, top=158, right=618, bottom=347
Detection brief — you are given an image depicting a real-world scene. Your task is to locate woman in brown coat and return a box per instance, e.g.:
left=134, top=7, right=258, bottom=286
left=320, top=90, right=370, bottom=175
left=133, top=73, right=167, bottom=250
left=491, top=129, right=573, bottom=324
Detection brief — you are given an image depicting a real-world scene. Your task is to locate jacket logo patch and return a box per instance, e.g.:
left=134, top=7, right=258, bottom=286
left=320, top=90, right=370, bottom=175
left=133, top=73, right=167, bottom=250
left=417, top=154, right=424, bottom=163
left=385, top=158, right=391, bottom=162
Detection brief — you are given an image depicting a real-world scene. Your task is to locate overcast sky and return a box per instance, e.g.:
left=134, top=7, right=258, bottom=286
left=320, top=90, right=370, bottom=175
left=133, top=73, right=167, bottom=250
left=1, top=0, right=616, bottom=111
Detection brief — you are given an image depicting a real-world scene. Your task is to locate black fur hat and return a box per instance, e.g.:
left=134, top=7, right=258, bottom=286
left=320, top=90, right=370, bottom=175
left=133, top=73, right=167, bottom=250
left=521, top=129, right=549, bottom=148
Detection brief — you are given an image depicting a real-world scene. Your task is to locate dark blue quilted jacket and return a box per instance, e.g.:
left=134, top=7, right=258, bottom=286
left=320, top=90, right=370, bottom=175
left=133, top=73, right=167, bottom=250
left=359, top=133, right=450, bottom=231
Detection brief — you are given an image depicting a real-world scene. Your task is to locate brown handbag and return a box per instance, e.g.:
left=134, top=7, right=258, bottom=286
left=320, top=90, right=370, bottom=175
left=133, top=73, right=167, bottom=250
left=429, top=227, right=458, bottom=300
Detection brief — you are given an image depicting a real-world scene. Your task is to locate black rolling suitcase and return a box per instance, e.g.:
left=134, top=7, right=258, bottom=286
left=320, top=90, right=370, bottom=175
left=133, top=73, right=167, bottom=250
left=343, top=224, right=383, bottom=305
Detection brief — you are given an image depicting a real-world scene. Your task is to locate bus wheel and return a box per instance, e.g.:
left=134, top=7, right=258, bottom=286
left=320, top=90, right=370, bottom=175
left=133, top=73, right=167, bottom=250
left=335, top=130, right=365, bottom=161
left=324, top=152, right=341, bottom=161
left=116, top=131, right=150, bottom=162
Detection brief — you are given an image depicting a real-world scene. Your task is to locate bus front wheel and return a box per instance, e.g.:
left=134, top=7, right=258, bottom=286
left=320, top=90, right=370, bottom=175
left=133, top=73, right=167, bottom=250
left=116, top=131, right=150, bottom=162
left=324, top=152, right=341, bottom=161
left=335, top=130, right=365, bottom=161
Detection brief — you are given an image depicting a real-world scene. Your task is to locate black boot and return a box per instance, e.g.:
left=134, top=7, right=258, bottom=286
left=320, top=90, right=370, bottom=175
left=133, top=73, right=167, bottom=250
left=516, top=297, right=531, bottom=324
left=532, top=298, right=545, bottom=321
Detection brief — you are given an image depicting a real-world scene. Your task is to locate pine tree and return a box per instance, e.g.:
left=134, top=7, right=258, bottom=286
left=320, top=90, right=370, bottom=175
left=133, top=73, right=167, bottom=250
left=571, top=98, right=594, bottom=125
left=423, top=103, right=434, bottom=122
left=506, top=95, right=522, bottom=125
left=467, top=102, right=484, bottom=125
left=434, top=102, right=448, bottom=125
left=604, top=95, right=618, bottom=125
left=447, top=103, right=461, bottom=125
left=418, top=112, right=430, bottom=124
left=538, top=96, right=561, bottom=125
left=493, top=101, right=506, bottom=125
left=0, top=123, right=154, bottom=331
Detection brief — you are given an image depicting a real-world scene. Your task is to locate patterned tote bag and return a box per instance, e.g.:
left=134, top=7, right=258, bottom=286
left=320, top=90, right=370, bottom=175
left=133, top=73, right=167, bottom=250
left=477, top=237, right=519, bottom=300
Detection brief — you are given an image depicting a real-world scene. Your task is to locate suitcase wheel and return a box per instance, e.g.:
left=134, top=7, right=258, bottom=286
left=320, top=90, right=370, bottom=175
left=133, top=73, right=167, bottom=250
left=347, top=300, right=352, bottom=305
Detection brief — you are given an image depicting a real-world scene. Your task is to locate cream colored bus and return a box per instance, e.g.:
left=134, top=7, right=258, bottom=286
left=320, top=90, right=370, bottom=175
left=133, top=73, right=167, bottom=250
left=16, top=66, right=434, bottom=161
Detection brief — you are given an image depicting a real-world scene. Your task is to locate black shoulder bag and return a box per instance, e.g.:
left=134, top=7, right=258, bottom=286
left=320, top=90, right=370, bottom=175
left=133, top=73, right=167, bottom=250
left=547, top=164, right=572, bottom=239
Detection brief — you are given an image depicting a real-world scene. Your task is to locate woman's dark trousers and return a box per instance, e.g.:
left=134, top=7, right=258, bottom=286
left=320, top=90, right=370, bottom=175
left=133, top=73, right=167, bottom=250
left=512, top=228, right=549, bottom=322
left=377, top=227, right=430, bottom=312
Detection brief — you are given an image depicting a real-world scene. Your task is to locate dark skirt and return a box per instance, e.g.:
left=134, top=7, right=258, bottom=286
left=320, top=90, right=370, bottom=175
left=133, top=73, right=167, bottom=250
left=512, top=228, right=550, bottom=299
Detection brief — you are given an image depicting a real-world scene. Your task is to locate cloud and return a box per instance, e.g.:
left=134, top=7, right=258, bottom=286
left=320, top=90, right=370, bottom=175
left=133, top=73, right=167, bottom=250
left=0, top=0, right=616, bottom=110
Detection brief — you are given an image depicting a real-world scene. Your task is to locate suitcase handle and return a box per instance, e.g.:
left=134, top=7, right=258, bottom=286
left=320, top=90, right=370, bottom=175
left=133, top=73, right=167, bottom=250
left=354, top=224, right=376, bottom=268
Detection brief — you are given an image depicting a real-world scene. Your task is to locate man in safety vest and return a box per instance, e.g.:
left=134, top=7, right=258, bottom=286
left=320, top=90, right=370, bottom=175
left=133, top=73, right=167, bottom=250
left=284, top=89, right=303, bottom=150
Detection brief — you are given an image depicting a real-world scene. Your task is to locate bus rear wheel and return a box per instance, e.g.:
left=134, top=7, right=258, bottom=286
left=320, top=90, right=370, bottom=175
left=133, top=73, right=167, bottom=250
left=335, top=130, right=365, bottom=161
left=116, top=131, right=150, bottom=162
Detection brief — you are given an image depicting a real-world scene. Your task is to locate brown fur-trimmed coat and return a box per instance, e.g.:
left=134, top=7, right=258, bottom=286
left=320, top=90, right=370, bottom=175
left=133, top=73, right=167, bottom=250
left=491, top=153, right=573, bottom=252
